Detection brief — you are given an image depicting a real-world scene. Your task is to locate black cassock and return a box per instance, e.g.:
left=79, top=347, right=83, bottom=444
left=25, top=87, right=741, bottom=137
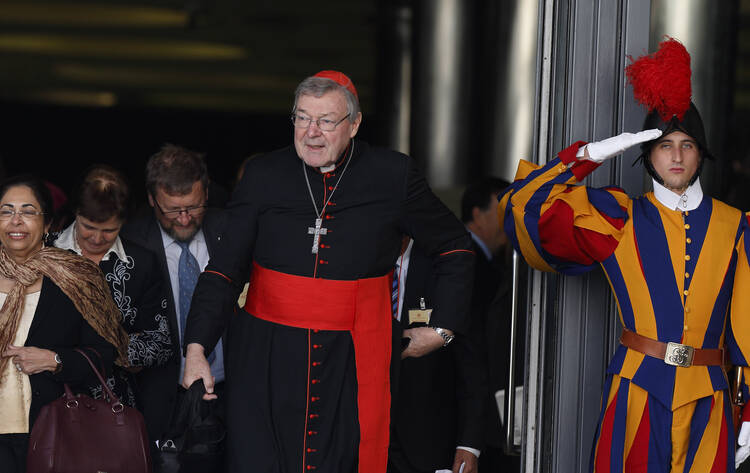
left=186, top=139, right=474, bottom=473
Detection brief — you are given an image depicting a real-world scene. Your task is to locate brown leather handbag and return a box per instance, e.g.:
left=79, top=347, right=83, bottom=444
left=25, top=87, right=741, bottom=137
left=26, top=348, right=152, bottom=473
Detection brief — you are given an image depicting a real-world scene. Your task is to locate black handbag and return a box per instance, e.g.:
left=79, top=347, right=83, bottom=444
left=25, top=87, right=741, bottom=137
left=159, top=380, right=225, bottom=473
left=26, top=348, right=152, bottom=473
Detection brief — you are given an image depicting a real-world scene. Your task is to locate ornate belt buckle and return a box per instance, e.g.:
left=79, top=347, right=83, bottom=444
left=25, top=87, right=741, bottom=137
left=664, top=342, right=694, bottom=367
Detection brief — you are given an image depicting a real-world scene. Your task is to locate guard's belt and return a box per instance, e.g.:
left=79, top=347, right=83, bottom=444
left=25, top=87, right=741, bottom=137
left=620, top=328, right=724, bottom=367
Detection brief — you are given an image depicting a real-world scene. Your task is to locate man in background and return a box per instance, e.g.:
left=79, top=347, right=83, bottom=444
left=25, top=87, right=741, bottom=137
left=121, top=144, right=227, bottom=471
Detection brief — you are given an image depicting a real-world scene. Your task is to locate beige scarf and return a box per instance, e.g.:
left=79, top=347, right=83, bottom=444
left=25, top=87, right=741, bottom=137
left=0, top=246, right=129, bottom=380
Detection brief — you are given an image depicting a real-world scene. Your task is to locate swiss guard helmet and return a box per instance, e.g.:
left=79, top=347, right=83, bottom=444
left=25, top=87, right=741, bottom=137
left=626, top=38, right=713, bottom=186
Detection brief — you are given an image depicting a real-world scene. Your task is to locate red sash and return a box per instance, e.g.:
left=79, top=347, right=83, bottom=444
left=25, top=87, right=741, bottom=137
left=245, top=262, right=391, bottom=473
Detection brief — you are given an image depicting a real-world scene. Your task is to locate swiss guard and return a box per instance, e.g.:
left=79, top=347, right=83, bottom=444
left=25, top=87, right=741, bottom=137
left=499, top=37, right=750, bottom=471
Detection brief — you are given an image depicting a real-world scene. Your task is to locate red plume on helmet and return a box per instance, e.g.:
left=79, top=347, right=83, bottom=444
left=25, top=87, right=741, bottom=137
left=625, top=38, right=712, bottom=186
left=625, top=37, right=691, bottom=121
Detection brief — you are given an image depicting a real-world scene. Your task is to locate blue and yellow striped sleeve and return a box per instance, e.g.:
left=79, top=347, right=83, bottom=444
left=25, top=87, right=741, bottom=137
left=498, top=141, right=630, bottom=275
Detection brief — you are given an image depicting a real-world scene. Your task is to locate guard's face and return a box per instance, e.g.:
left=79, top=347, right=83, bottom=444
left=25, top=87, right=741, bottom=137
left=293, top=91, right=361, bottom=168
left=649, top=130, right=700, bottom=194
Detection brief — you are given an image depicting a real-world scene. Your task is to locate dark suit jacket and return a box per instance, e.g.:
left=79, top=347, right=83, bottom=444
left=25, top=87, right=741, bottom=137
left=389, top=243, right=485, bottom=473
left=25, top=277, right=116, bottom=429
left=120, top=207, right=226, bottom=442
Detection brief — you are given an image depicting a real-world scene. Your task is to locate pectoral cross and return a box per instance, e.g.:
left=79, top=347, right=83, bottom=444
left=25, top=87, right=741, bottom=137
left=308, top=218, right=328, bottom=254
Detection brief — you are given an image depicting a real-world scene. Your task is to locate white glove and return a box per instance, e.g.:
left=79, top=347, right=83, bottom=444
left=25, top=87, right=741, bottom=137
left=581, top=129, right=662, bottom=163
left=737, top=421, right=750, bottom=468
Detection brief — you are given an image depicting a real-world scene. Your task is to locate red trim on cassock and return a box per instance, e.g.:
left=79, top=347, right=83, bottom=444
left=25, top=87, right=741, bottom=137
left=539, top=200, right=618, bottom=264
left=439, top=249, right=475, bottom=257
left=245, top=262, right=391, bottom=473
left=204, top=270, right=232, bottom=283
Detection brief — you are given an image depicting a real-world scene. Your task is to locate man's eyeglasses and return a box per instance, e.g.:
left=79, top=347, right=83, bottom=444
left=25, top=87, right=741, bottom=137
left=154, top=200, right=207, bottom=220
left=0, top=208, right=45, bottom=221
left=291, top=113, right=350, bottom=132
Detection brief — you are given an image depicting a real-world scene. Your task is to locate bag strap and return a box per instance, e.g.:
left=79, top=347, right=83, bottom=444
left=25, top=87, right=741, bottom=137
left=73, top=347, right=122, bottom=407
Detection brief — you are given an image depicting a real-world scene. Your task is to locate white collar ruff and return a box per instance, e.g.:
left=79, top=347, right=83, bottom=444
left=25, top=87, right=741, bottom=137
left=652, top=177, right=703, bottom=211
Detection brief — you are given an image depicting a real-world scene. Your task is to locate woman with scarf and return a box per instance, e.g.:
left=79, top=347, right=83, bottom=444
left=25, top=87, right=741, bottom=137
left=53, top=165, right=172, bottom=410
left=0, top=174, right=129, bottom=473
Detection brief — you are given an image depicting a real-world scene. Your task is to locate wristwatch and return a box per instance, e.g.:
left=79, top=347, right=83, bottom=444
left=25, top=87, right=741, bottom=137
left=53, top=353, right=62, bottom=373
left=431, top=327, right=455, bottom=347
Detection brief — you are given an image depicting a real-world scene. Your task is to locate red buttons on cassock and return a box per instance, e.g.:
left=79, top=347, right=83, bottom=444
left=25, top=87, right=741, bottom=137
left=308, top=430, right=317, bottom=436
left=311, top=396, right=320, bottom=402
left=311, top=379, right=320, bottom=384
left=306, top=448, right=317, bottom=453
left=325, top=214, right=333, bottom=219
left=307, top=466, right=317, bottom=470
left=309, top=414, right=319, bottom=419
left=318, top=259, right=328, bottom=265
left=312, top=361, right=321, bottom=366
left=325, top=173, right=331, bottom=178
left=328, top=186, right=334, bottom=191
left=313, top=344, right=321, bottom=349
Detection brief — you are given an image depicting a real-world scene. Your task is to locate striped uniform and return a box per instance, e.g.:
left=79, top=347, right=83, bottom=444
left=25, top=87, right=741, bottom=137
left=498, top=141, right=750, bottom=472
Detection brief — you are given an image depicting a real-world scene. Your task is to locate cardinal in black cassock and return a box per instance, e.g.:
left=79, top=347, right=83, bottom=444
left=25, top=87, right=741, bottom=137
left=182, top=70, right=474, bottom=473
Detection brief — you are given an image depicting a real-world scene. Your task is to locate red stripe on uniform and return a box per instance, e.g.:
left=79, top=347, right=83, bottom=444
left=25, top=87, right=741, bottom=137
left=710, top=405, right=729, bottom=473
left=595, top=394, right=618, bottom=472
left=625, top=399, right=650, bottom=472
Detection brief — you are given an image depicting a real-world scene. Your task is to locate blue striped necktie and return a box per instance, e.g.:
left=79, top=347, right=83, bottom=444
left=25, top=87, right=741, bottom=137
left=177, top=241, right=215, bottom=363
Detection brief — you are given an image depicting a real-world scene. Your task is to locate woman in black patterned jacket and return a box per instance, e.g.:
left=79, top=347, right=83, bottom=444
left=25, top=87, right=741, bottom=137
left=52, top=165, right=172, bottom=408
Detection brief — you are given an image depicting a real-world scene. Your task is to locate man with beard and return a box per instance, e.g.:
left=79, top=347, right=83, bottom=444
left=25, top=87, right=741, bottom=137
left=499, top=38, right=750, bottom=471
left=181, top=71, right=474, bottom=473
left=120, top=144, right=226, bottom=471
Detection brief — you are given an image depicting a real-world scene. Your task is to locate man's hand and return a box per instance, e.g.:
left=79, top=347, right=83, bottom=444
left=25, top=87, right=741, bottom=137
left=182, top=343, right=217, bottom=400
left=452, top=448, right=478, bottom=473
left=3, top=345, right=57, bottom=374
left=737, top=421, right=750, bottom=468
left=584, top=129, right=662, bottom=163
left=401, top=326, right=448, bottom=359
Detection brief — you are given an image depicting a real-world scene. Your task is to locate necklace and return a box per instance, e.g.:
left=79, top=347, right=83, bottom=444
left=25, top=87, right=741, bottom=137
left=303, top=141, right=354, bottom=254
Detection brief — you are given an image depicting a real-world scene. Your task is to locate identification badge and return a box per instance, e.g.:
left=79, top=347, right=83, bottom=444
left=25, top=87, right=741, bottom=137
left=408, top=297, right=432, bottom=324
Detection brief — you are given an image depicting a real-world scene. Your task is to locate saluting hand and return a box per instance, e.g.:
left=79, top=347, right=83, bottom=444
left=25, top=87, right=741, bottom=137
left=183, top=343, right=217, bottom=400
left=401, top=326, right=448, bottom=359
left=583, top=129, right=662, bottom=163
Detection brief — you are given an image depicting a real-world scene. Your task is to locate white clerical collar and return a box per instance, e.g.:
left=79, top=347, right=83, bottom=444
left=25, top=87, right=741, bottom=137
left=652, top=177, right=703, bottom=211
left=56, top=220, right=129, bottom=262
